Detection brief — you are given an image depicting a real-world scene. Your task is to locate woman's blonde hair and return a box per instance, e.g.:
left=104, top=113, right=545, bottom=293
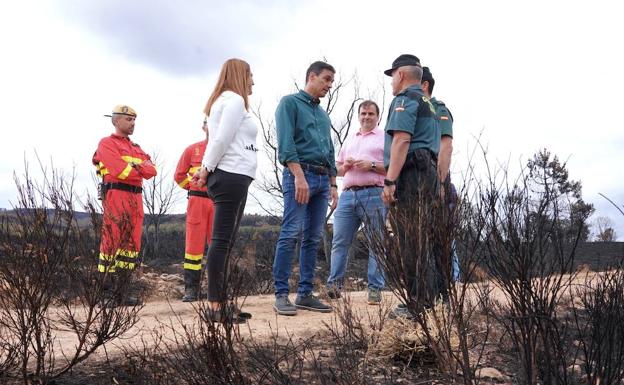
left=204, top=58, right=251, bottom=116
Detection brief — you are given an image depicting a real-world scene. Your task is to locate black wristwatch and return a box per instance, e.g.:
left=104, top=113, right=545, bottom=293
left=371, top=161, right=377, bottom=170
left=330, top=184, right=338, bottom=189
left=383, top=178, right=395, bottom=186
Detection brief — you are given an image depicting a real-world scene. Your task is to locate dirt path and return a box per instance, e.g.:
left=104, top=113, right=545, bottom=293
left=51, top=290, right=398, bottom=361
left=51, top=271, right=601, bottom=363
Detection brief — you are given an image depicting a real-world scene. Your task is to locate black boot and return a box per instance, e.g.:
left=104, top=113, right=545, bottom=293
left=182, top=269, right=200, bottom=302
left=99, top=273, right=117, bottom=307
left=114, top=269, right=143, bottom=307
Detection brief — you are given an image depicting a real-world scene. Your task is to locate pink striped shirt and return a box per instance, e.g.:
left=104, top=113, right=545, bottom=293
left=337, top=126, right=385, bottom=189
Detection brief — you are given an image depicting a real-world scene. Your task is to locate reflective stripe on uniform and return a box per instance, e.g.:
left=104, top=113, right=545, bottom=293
left=98, top=249, right=139, bottom=272
left=115, top=260, right=136, bottom=269
left=98, top=252, right=116, bottom=272
left=183, top=262, right=202, bottom=271
left=97, top=162, right=109, bottom=176
left=98, top=264, right=115, bottom=273
left=179, top=166, right=200, bottom=188
left=121, top=155, right=144, bottom=164
left=117, top=249, right=139, bottom=258
left=184, top=252, right=203, bottom=271
left=185, top=252, right=202, bottom=261
left=178, top=176, right=191, bottom=189
left=99, top=261, right=135, bottom=271
left=118, top=163, right=133, bottom=180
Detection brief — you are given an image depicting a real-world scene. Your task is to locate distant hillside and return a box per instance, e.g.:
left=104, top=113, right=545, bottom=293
left=2, top=208, right=621, bottom=270
left=574, top=241, right=624, bottom=269
left=0, top=209, right=282, bottom=229
left=0, top=208, right=93, bottom=221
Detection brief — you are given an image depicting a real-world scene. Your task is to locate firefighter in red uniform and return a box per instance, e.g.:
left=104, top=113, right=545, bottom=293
left=174, top=118, right=215, bottom=302
left=93, top=104, right=157, bottom=306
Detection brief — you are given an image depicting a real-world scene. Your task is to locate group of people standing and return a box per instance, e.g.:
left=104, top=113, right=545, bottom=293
left=92, top=53, right=455, bottom=324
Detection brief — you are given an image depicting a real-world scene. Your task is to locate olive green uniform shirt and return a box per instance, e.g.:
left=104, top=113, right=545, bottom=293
left=384, top=84, right=440, bottom=169
left=430, top=97, right=453, bottom=138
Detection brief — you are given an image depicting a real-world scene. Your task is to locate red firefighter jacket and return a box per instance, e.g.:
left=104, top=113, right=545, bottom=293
left=174, top=140, right=208, bottom=192
left=92, top=134, right=157, bottom=186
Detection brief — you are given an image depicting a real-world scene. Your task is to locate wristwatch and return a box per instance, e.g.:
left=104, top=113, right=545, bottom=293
left=384, top=178, right=395, bottom=186
left=371, top=161, right=377, bottom=170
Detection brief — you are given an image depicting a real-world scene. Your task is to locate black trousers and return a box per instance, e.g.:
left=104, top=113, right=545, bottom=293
left=205, top=168, right=252, bottom=302
left=392, top=149, right=445, bottom=310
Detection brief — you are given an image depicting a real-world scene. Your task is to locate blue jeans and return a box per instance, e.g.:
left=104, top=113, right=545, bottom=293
left=327, top=187, right=386, bottom=290
left=451, top=239, right=460, bottom=282
left=273, top=169, right=330, bottom=297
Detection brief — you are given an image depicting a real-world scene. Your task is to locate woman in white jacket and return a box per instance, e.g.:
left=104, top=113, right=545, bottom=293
left=195, top=58, right=257, bottom=324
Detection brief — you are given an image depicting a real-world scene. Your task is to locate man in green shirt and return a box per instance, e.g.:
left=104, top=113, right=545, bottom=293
left=422, top=66, right=460, bottom=282
left=382, top=54, right=441, bottom=318
left=273, top=61, right=339, bottom=316
left=421, top=67, right=453, bottom=185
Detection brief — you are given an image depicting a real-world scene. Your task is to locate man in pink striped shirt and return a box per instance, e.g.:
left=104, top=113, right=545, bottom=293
left=327, top=100, right=387, bottom=304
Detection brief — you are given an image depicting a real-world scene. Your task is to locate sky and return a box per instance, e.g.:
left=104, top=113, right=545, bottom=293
left=1, top=0, right=623, bottom=239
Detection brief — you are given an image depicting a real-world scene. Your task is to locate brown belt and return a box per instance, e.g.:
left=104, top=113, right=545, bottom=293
left=300, top=162, right=330, bottom=175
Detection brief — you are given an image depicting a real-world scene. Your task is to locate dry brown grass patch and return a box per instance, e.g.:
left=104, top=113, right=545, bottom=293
left=367, top=303, right=460, bottom=366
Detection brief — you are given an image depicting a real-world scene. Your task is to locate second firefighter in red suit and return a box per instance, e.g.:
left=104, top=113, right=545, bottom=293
left=174, top=120, right=215, bottom=302
left=93, top=104, right=157, bottom=306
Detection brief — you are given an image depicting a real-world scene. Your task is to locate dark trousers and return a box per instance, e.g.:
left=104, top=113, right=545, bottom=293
left=392, top=149, right=444, bottom=309
left=205, top=168, right=252, bottom=302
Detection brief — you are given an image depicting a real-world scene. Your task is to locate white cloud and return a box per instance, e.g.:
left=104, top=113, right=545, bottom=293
left=49, top=0, right=295, bottom=76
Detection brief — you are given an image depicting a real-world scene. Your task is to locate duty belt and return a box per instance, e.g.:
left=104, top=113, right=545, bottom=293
left=300, top=162, right=330, bottom=175
left=403, top=148, right=438, bottom=172
left=188, top=190, right=211, bottom=198
left=103, top=182, right=142, bottom=194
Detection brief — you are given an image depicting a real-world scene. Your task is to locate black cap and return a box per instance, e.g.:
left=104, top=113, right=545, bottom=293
left=421, top=66, right=434, bottom=83
left=384, top=54, right=421, bottom=76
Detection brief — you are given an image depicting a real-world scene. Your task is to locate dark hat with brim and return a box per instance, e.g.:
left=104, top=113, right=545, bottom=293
left=384, top=54, right=421, bottom=76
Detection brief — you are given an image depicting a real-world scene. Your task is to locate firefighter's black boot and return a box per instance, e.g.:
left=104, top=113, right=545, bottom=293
left=99, top=272, right=117, bottom=307
left=114, top=269, right=143, bottom=307
left=182, top=269, right=201, bottom=302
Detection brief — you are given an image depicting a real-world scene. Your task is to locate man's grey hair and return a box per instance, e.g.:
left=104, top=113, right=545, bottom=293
left=400, top=65, right=423, bottom=82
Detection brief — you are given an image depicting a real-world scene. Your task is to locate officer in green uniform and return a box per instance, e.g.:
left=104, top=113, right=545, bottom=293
left=421, top=66, right=453, bottom=185
left=422, top=66, right=460, bottom=282
left=382, top=54, right=442, bottom=318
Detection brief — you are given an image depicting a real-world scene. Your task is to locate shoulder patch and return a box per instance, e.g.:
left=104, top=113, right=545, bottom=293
left=394, top=98, right=406, bottom=112
left=446, top=108, right=454, bottom=122
left=423, top=97, right=436, bottom=115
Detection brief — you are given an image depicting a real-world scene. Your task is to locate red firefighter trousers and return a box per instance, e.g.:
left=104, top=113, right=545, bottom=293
left=98, top=189, right=144, bottom=273
left=184, top=195, right=214, bottom=272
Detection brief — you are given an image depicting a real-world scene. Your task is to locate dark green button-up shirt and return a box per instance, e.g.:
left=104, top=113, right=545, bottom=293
left=430, top=97, right=453, bottom=138
left=276, top=90, right=337, bottom=176
left=384, top=84, right=440, bottom=168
